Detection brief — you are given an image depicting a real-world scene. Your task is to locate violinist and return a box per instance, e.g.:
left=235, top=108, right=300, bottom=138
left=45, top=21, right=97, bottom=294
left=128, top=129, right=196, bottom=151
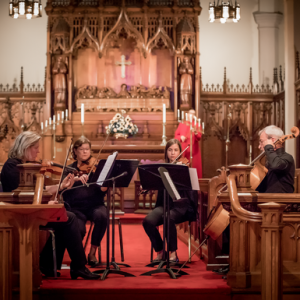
left=63, top=137, right=108, bottom=267
left=142, top=138, right=198, bottom=262
left=0, top=131, right=99, bottom=279
left=256, top=125, right=295, bottom=193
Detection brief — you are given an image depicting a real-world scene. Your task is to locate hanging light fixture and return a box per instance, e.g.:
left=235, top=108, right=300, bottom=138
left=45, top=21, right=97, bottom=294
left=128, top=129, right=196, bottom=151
left=209, top=1, right=241, bottom=24
left=9, top=0, right=42, bottom=19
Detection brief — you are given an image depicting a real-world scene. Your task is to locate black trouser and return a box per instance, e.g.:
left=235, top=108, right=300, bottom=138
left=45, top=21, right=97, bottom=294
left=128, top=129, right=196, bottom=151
left=143, top=206, right=193, bottom=252
left=71, top=205, right=108, bottom=247
left=40, top=211, right=87, bottom=271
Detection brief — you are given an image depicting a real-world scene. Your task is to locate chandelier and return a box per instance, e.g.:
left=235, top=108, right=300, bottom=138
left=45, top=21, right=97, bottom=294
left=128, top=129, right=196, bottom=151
left=9, top=0, right=42, bottom=20
left=209, top=1, right=241, bottom=24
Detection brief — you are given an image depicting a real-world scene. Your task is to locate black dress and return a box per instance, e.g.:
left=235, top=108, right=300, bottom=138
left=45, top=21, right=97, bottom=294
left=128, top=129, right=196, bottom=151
left=0, top=158, right=87, bottom=271
left=62, top=161, right=108, bottom=247
left=143, top=189, right=198, bottom=252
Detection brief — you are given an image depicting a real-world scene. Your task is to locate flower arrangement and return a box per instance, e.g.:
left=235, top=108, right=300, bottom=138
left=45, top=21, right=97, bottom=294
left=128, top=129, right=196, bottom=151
left=106, top=110, right=138, bottom=139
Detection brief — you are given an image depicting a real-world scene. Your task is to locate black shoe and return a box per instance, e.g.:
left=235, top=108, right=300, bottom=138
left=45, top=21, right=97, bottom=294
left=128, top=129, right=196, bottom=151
left=169, top=256, right=179, bottom=263
left=70, top=267, right=100, bottom=280
left=87, top=257, right=100, bottom=268
left=213, top=267, right=229, bottom=275
left=40, top=267, right=61, bottom=278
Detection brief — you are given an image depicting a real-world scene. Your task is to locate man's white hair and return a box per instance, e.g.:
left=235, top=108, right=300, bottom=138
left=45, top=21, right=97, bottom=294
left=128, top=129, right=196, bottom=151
left=258, top=125, right=284, bottom=139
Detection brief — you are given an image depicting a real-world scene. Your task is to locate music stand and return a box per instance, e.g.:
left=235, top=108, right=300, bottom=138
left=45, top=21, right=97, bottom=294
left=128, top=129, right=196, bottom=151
left=139, top=163, right=195, bottom=279
left=93, top=159, right=139, bottom=280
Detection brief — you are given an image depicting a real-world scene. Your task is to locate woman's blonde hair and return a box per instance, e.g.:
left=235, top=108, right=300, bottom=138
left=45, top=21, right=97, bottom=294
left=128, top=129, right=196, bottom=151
left=8, top=131, right=41, bottom=159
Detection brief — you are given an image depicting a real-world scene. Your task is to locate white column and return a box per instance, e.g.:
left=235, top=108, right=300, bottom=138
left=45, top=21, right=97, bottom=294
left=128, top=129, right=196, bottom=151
left=284, top=0, right=296, bottom=158
left=253, top=12, right=283, bottom=85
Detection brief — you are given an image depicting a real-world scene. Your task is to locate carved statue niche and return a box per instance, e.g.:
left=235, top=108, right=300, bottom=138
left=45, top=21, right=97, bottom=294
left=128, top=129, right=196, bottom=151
left=52, top=56, right=68, bottom=110
left=176, top=16, right=196, bottom=55
left=50, top=17, right=70, bottom=53
left=178, top=56, right=194, bottom=109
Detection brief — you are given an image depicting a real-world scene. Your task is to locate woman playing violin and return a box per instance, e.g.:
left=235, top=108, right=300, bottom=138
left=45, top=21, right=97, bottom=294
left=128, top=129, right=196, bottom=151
left=0, top=131, right=99, bottom=279
left=256, top=125, right=295, bottom=193
left=142, top=138, right=198, bottom=262
left=63, top=137, right=108, bottom=266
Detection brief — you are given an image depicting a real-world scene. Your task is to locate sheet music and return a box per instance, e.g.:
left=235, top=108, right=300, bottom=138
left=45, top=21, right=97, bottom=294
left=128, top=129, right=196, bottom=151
left=189, top=168, right=200, bottom=191
left=164, top=172, right=181, bottom=200
left=97, top=151, right=118, bottom=186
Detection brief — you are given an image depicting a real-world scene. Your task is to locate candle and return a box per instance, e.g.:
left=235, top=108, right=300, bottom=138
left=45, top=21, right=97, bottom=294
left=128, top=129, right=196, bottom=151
left=189, top=114, right=193, bottom=123
left=185, top=113, right=188, bottom=121
left=182, top=111, right=184, bottom=121
left=162, top=104, right=166, bottom=123
left=49, top=117, right=52, bottom=126
left=250, top=145, right=252, bottom=153
left=198, top=118, right=201, bottom=128
left=57, top=113, right=60, bottom=122
left=45, top=120, right=48, bottom=128
left=202, top=122, right=205, bottom=133
left=62, top=111, right=64, bottom=121
left=194, top=116, right=197, bottom=124
left=65, top=109, right=68, bottom=120
left=81, top=103, right=84, bottom=124
left=53, top=115, right=56, bottom=124
left=41, top=122, right=43, bottom=131
left=177, top=109, right=180, bottom=120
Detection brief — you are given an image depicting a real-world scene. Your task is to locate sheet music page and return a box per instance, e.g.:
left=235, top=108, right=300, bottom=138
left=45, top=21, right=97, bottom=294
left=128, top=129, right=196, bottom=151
left=189, top=168, right=200, bottom=191
left=97, top=152, right=118, bottom=186
left=164, top=172, right=181, bottom=200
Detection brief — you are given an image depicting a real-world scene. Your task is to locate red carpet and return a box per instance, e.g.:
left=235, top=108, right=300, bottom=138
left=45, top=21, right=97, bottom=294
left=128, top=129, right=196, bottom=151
left=39, top=217, right=231, bottom=300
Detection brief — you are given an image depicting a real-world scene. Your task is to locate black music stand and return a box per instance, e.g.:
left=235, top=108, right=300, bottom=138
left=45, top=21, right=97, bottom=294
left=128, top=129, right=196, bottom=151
left=139, top=163, right=194, bottom=279
left=93, top=159, right=139, bottom=280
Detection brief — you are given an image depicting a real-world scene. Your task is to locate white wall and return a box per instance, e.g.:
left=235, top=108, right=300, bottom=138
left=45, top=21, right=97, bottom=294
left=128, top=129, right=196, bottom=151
left=0, top=0, right=47, bottom=86
left=199, top=0, right=260, bottom=86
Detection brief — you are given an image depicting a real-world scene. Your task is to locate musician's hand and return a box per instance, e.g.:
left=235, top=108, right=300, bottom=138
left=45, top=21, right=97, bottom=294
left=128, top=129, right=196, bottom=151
left=79, top=174, right=88, bottom=185
left=181, top=135, right=186, bottom=142
left=48, top=200, right=59, bottom=205
left=176, top=161, right=183, bottom=165
left=60, top=173, right=75, bottom=190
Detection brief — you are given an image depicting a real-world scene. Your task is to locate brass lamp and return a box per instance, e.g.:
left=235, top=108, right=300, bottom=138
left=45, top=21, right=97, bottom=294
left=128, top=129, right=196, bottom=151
left=209, top=0, right=240, bottom=24
left=9, top=0, right=42, bottom=19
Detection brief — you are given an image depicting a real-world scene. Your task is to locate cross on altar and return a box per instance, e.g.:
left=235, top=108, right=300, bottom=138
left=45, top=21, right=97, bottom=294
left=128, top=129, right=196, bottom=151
left=115, top=55, right=132, bottom=79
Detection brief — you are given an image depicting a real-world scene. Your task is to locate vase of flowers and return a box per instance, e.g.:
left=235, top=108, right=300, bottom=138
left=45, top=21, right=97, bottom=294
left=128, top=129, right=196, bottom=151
left=106, top=110, right=138, bottom=139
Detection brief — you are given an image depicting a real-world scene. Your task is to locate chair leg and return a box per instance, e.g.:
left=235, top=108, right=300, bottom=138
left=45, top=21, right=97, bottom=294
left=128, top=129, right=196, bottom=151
left=150, top=244, right=154, bottom=262
left=84, top=223, right=94, bottom=251
left=49, top=230, right=57, bottom=279
left=118, top=219, right=124, bottom=262
left=188, top=222, right=191, bottom=263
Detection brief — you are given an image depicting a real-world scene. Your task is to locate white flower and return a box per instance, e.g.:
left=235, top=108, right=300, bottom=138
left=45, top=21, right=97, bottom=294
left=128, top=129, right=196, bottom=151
left=113, top=128, right=117, bottom=132
left=125, top=116, right=131, bottom=122
left=129, top=129, right=132, bottom=133
left=121, top=109, right=126, bottom=115
left=119, top=126, right=124, bottom=131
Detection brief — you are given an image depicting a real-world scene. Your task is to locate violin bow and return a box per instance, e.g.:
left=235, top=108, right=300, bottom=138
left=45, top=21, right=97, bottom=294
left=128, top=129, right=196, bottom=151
left=171, top=144, right=190, bottom=164
left=86, top=132, right=110, bottom=179
left=54, top=138, right=73, bottom=202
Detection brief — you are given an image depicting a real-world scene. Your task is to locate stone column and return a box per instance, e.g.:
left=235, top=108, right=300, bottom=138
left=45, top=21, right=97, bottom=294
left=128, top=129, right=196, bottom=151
left=253, top=12, right=283, bottom=86
left=258, top=202, right=285, bottom=300
left=283, top=0, right=296, bottom=159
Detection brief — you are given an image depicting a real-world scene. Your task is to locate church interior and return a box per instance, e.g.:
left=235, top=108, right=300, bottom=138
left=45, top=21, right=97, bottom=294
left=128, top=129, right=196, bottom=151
left=1, top=0, right=300, bottom=299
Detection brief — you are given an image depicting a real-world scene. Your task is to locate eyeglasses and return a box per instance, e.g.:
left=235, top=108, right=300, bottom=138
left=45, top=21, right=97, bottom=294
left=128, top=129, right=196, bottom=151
left=77, top=147, right=90, bottom=152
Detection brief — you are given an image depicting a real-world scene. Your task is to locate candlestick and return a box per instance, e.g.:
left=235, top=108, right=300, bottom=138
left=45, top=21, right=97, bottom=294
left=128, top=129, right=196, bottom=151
left=49, top=117, right=52, bottom=126
left=185, top=113, right=188, bottom=122
left=57, top=113, right=60, bottom=122
left=65, top=109, right=68, bottom=121
left=160, top=121, right=167, bottom=146
left=41, top=122, right=43, bottom=132
left=202, top=122, right=205, bottom=134
left=62, top=111, right=64, bottom=122
left=198, top=118, right=201, bottom=129
left=45, top=120, right=48, bottom=128
left=189, top=114, right=193, bottom=124
left=53, top=115, right=56, bottom=124
left=194, top=116, right=197, bottom=124
left=162, top=104, right=166, bottom=123
left=81, top=103, right=84, bottom=124
left=182, top=111, right=184, bottom=121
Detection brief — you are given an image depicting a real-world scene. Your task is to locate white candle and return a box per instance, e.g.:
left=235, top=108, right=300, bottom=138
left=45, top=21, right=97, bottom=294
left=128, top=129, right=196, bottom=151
left=45, top=120, right=48, bottom=128
left=182, top=111, right=184, bottom=121
left=202, top=122, right=205, bottom=133
left=65, top=109, right=68, bottom=119
left=178, top=109, right=180, bottom=120
left=53, top=115, right=56, bottom=124
left=189, top=114, right=193, bottom=123
left=250, top=145, right=252, bottom=153
left=62, top=111, right=64, bottom=120
left=49, top=117, right=52, bottom=125
left=41, top=122, right=43, bottom=131
left=185, top=113, right=188, bottom=121
left=81, top=103, right=84, bottom=124
left=198, top=118, right=201, bottom=128
left=162, top=104, right=166, bottom=123
left=194, top=116, right=197, bottom=124
left=57, top=113, right=60, bottom=122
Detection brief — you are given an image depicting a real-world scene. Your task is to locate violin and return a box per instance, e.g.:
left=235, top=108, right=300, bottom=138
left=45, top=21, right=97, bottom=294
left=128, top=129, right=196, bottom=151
left=176, top=156, right=190, bottom=166
left=34, top=159, right=78, bottom=176
left=77, top=156, right=99, bottom=176
left=250, top=126, right=300, bottom=189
